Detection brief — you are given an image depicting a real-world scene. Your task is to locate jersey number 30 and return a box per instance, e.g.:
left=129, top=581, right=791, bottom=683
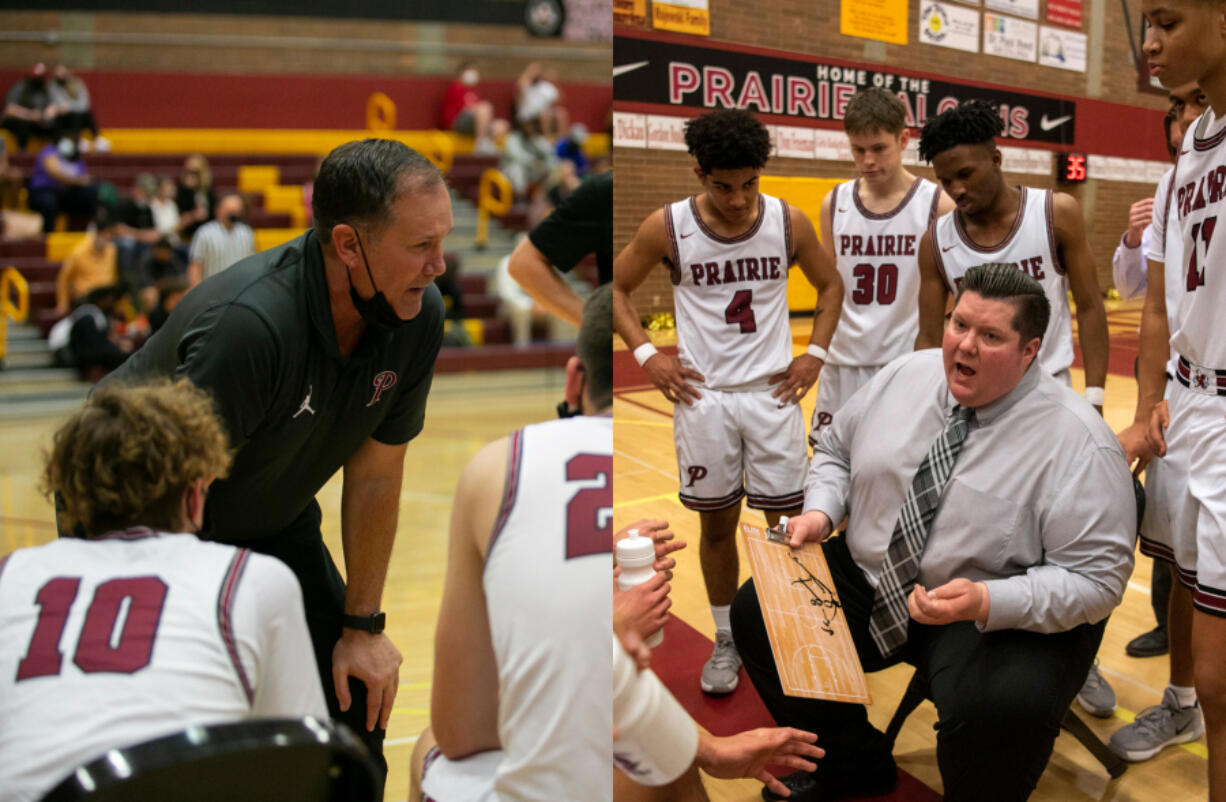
left=16, top=576, right=168, bottom=680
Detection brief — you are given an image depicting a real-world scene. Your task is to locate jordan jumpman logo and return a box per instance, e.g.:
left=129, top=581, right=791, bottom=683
left=293, top=385, right=316, bottom=418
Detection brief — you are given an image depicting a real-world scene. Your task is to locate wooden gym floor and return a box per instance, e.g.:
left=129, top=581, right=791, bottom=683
left=613, top=300, right=1208, bottom=801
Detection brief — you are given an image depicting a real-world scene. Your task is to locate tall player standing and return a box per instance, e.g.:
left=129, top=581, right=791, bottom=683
left=613, top=109, right=843, bottom=695
left=1136, top=2, right=1226, bottom=795
left=808, top=87, right=953, bottom=445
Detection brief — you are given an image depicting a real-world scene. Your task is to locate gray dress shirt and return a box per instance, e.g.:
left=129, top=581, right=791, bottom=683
left=806, top=349, right=1135, bottom=633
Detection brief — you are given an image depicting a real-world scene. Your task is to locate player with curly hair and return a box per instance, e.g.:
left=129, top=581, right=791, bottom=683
left=915, top=99, right=1114, bottom=719
left=0, top=380, right=326, bottom=802
left=613, top=108, right=843, bottom=695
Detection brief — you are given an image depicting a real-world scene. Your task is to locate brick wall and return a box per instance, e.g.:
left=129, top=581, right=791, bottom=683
left=615, top=0, right=1173, bottom=316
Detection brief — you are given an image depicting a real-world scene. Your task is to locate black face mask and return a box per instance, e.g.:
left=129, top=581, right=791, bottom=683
left=349, top=232, right=411, bottom=332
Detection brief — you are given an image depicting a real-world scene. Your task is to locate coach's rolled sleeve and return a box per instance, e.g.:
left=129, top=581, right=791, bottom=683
left=981, top=444, right=1135, bottom=633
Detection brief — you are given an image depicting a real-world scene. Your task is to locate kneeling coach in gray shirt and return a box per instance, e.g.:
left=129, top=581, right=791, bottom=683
left=731, top=262, right=1135, bottom=802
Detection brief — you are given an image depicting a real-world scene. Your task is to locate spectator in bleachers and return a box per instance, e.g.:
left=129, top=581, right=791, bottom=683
left=440, top=61, right=507, bottom=154
left=147, top=275, right=189, bottom=334
left=516, top=62, right=567, bottom=140
left=1, top=63, right=55, bottom=150
left=187, top=192, right=254, bottom=284
left=49, top=282, right=134, bottom=380
left=134, top=235, right=187, bottom=311
left=27, top=132, right=97, bottom=234
left=554, top=122, right=590, bottom=178
left=176, top=153, right=215, bottom=240
left=55, top=209, right=117, bottom=314
left=500, top=117, right=557, bottom=201
left=113, top=172, right=162, bottom=281
left=150, top=175, right=181, bottom=242
left=47, top=64, right=108, bottom=152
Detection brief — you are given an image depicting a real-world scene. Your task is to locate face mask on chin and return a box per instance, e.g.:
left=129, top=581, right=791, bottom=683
left=349, top=231, right=411, bottom=332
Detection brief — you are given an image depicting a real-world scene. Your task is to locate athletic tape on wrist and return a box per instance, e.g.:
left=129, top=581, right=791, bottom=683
left=1085, top=387, right=1105, bottom=406
left=806, top=344, right=829, bottom=362
left=633, top=342, right=659, bottom=367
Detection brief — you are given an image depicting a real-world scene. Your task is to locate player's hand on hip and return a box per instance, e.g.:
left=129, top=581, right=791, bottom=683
left=696, top=726, right=823, bottom=794
left=332, top=630, right=403, bottom=731
left=642, top=353, right=704, bottom=406
left=908, top=579, right=990, bottom=626
left=787, top=511, right=832, bottom=549
left=1146, top=400, right=1170, bottom=458
left=1116, top=421, right=1153, bottom=475
left=769, top=353, right=822, bottom=405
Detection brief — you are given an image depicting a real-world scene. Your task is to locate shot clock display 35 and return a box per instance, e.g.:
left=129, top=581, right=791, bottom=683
left=1057, top=152, right=1088, bottom=184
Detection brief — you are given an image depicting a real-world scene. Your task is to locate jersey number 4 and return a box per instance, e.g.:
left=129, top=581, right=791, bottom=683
left=16, top=576, right=168, bottom=680
left=566, top=454, right=613, bottom=560
left=1187, top=217, right=1214, bottom=292
left=851, top=263, right=898, bottom=305
left=725, top=290, right=757, bottom=333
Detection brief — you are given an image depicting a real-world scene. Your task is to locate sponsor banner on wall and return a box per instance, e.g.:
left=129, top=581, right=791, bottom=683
left=841, top=0, right=909, bottom=45
left=1088, top=155, right=1170, bottom=185
left=613, top=0, right=647, bottom=27
left=984, top=13, right=1037, bottom=62
left=1039, top=26, right=1086, bottom=72
left=613, top=34, right=1076, bottom=144
left=652, top=0, right=710, bottom=36
left=646, top=114, right=689, bottom=150
left=985, top=0, right=1037, bottom=19
left=1046, top=0, right=1082, bottom=28
left=919, top=2, right=980, bottom=53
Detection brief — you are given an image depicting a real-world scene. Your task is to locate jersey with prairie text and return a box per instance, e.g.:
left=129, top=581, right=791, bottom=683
left=930, top=186, right=1074, bottom=375
left=484, top=414, right=613, bottom=800
left=1170, top=109, right=1226, bottom=369
left=827, top=177, right=941, bottom=366
left=0, top=532, right=326, bottom=802
left=665, top=194, right=794, bottom=389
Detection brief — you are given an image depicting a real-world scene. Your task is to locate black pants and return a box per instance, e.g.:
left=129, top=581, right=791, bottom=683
left=238, top=500, right=388, bottom=789
left=27, top=184, right=98, bottom=233
left=730, top=536, right=1105, bottom=802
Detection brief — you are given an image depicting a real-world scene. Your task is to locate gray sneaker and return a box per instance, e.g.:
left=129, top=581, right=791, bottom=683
left=701, top=633, right=742, bottom=695
left=1109, top=687, right=1205, bottom=761
left=1076, top=661, right=1116, bottom=718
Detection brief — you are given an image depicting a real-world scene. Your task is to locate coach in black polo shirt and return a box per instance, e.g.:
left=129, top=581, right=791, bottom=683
left=103, top=139, right=448, bottom=781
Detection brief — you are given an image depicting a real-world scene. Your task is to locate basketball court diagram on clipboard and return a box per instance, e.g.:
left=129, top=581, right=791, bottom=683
left=741, top=522, right=871, bottom=704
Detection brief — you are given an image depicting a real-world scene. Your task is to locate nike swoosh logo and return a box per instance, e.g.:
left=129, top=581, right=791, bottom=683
left=1040, top=114, right=1073, bottom=131
left=613, top=61, right=649, bottom=78
left=941, top=244, right=958, bottom=252
left=680, top=231, right=697, bottom=239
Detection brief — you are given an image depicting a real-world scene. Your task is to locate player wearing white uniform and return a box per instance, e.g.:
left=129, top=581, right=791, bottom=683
left=1137, top=7, right=1226, bottom=794
left=915, top=100, right=1109, bottom=406
left=0, top=381, right=325, bottom=802
left=810, top=88, right=953, bottom=445
left=614, top=110, right=843, bottom=695
left=412, top=287, right=614, bottom=802
left=914, top=99, right=1115, bottom=718
left=1109, top=81, right=1209, bottom=764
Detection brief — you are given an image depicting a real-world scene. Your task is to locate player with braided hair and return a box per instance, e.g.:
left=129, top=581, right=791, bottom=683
left=614, top=108, right=843, bottom=695
left=914, top=98, right=1114, bottom=718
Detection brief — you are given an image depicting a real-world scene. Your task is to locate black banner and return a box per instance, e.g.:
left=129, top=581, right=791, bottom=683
left=614, top=35, right=1076, bottom=145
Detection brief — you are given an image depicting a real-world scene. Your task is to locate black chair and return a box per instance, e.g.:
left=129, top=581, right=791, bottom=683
left=40, top=717, right=378, bottom=802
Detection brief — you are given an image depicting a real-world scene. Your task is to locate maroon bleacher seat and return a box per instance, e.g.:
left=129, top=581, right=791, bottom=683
left=464, top=294, right=499, bottom=320
left=458, top=274, right=486, bottom=294
left=0, top=238, right=46, bottom=258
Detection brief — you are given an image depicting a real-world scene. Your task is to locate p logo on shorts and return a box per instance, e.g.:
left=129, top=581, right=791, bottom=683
left=367, top=370, right=398, bottom=407
left=685, top=465, right=708, bottom=487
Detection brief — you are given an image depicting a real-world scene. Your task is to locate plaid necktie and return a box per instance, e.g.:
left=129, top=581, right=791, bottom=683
left=869, top=404, right=974, bottom=657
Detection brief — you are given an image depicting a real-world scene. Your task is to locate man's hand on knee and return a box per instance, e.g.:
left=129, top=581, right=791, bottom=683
left=332, top=630, right=404, bottom=731
left=908, top=579, right=990, bottom=626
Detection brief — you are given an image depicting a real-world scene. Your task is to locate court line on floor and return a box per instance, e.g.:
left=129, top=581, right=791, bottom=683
left=614, top=492, right=683, bottom=509
left=613, top=417, right=672, bottom=428
left=614, top=449, right=677, bottom=481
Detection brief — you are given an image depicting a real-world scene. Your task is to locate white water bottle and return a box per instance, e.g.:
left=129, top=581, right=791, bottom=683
left=616, top=529, right=664, bottom=648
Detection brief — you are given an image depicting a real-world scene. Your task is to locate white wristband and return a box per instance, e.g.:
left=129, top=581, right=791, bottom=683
left=806, top=344, right=829, bottom=362
left=1085, top=386, right=1104, bottom=406
left=633, top=342, right=659, bottom=367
